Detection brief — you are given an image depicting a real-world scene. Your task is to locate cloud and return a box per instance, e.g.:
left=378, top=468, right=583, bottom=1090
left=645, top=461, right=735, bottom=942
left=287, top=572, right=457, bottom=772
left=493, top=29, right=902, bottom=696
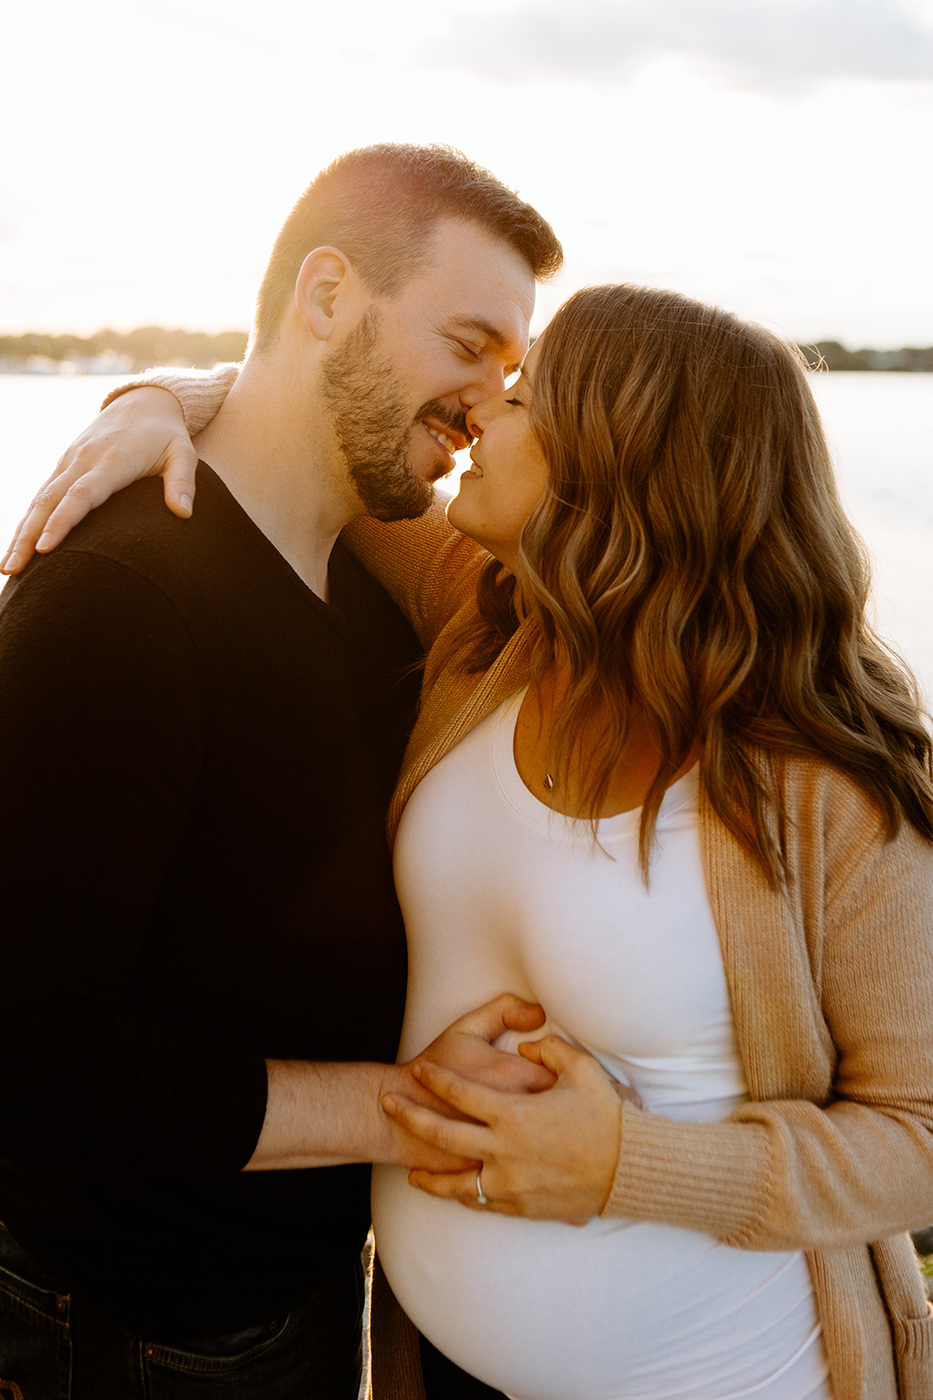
left=139, top=2, right=280, bottom=54
left=427, top=0, right=933, bottom=93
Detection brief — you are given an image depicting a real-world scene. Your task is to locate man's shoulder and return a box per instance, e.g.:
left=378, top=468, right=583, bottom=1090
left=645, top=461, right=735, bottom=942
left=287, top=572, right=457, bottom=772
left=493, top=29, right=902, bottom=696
left=56, top=464, right=235, bottom=573
left=45, top=464, right=289, bottom=625
left=0, top=465, right=280, bottom=658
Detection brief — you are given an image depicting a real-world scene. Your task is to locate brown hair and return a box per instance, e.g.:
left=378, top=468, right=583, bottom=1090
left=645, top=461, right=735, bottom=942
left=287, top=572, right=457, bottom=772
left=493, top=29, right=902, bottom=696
left=252, top=144, right=562, bottom=353
left=457, top=283, right=933, bottom=882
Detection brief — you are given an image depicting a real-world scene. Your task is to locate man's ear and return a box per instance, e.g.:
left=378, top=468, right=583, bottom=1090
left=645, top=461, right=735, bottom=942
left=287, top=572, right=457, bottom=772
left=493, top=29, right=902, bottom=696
left=294, top=247, right=357, bottom=342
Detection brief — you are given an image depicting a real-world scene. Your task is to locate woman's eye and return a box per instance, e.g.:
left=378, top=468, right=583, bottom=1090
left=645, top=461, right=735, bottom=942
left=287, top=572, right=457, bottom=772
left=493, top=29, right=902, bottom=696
left=505, top=397, right=524, bottom=407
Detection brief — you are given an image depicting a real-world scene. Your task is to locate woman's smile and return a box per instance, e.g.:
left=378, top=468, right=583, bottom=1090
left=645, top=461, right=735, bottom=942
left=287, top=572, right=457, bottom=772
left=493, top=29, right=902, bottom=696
left=445, top=340, right=547, bottom=569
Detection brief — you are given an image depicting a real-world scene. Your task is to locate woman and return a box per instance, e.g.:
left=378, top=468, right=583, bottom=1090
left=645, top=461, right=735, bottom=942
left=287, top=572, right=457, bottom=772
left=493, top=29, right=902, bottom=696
left=10, top=284, right=933, bottom=1398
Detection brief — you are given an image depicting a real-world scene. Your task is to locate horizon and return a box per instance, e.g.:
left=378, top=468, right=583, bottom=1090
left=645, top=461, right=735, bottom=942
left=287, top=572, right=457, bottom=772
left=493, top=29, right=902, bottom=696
left=6, top=324, right=933, bottom=357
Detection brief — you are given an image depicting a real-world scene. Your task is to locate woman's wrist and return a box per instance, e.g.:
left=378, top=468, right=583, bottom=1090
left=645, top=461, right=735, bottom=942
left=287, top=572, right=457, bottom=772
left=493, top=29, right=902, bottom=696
left=101, top=363, right=239, bottom=436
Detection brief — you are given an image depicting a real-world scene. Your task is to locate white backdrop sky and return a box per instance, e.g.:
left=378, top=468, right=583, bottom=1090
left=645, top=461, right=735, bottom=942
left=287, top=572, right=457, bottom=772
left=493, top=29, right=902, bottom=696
left=4, top=0, right=933, bottom=346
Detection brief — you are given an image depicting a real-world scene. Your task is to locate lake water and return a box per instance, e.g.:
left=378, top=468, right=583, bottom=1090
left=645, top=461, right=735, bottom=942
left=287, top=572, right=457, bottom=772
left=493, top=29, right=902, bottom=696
left=1, top=371, right=931, bottom=706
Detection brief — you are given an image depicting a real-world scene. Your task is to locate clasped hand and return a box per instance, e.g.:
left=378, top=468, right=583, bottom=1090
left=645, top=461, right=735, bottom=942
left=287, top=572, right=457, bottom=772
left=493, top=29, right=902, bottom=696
left=386, top=994, right=638, bottom=1224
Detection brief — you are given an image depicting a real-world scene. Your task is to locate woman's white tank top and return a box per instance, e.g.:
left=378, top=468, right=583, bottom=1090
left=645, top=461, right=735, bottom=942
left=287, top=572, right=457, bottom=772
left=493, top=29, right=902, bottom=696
left=372, top=690, right=830, bottom=1400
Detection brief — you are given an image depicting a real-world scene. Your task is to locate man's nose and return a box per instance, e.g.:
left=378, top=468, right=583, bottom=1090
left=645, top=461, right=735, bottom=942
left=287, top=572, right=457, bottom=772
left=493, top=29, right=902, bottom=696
left=460, top=365, right=508, bottom=409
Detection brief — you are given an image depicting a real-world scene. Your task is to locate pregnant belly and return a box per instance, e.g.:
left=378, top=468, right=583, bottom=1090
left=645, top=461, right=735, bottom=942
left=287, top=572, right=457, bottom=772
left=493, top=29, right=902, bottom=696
left=372, top=1167, right=824, bottom=1400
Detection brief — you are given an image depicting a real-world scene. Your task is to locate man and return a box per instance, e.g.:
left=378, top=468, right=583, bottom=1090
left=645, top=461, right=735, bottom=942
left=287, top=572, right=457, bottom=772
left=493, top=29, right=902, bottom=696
left=0, top=144, right=561, bottom=1399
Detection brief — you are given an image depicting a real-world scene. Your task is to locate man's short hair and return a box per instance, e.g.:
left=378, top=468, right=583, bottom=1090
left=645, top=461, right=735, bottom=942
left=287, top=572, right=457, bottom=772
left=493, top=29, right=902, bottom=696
left=252, top=144, right=563, bottom=353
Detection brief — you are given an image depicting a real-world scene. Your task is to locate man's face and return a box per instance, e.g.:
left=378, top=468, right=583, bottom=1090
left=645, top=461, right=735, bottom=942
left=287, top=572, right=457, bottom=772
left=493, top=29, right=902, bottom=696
left=320, top=219, right=536, bottom=522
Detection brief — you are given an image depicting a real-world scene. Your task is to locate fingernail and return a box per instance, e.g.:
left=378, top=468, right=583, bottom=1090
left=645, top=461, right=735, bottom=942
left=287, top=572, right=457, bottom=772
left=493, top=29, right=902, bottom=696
left=36, top=533, right=51, bottom=551
left=411, top=1063, right=424, bottom=1080
left=381, top=1095, right=397, bottom=1114
left=179, top=494, right=192, bottom=516
left=0, top=553, right=11, bottom=573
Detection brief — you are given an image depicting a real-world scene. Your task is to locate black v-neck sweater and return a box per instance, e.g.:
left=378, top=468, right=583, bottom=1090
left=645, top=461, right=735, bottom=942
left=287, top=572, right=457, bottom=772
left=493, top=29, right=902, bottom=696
left=0, top=464, right=419, bottom=1338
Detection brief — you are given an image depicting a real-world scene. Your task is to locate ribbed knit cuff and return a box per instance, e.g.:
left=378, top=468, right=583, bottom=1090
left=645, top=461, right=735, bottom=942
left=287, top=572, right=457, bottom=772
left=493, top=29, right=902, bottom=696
left=600, top=1102, right=773, bottom=1247
left=100, top=363, right=240, bottom=435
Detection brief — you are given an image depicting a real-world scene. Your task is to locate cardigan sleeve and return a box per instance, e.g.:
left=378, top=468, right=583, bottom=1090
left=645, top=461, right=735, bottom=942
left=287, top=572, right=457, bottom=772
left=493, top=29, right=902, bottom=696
left=340, top=512, right=490, bottom=651
left=601, top=774, right=933, bottom=1254
left=100, top=364, right=239, bottom=435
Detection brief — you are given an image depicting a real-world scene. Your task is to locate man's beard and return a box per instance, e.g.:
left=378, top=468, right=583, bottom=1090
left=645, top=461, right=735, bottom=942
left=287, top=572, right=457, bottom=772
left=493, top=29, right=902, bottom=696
left=320, top=308, right=466, bottom=522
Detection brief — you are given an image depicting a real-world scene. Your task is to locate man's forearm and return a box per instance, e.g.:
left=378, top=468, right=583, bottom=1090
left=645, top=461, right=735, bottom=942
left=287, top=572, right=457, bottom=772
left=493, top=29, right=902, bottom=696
left=243, top=1058, right=478, bottom=1174
left=244, top=998, right=557, bottom=1174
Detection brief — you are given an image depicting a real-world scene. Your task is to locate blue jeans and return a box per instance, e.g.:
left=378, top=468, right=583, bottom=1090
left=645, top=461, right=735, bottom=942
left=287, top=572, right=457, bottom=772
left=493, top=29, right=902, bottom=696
left=0, top=1223, right=363, bottom=1400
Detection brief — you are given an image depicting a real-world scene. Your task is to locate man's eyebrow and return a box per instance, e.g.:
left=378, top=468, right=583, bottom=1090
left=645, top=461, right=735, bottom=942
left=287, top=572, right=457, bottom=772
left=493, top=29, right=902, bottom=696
left=448, top=315, right=510, bottom=347
left=445, top=316, right=526, bottom=375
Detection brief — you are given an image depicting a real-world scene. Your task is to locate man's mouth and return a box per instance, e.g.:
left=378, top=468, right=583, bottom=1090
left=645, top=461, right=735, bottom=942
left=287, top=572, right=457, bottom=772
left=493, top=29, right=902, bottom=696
left=425, top=425, right=458, bottom=454
left=421, top=416, right=473, bottom=458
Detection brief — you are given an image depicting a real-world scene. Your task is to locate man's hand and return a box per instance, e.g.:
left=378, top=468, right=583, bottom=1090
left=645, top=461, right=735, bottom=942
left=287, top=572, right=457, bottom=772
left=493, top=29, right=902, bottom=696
left=382, top=1034, right=640, bottom=1223
left=242, top=997, right=556, bottom=1176
left=377, top=995, right=556, bottom=1173
left=412, top=993, right=556, bottom=1096
left=1, top=387, right=198, bottom=575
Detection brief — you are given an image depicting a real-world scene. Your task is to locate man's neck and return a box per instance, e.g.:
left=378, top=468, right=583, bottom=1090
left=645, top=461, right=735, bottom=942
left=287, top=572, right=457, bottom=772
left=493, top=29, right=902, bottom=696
left=192, top=348, right=358, bottom=600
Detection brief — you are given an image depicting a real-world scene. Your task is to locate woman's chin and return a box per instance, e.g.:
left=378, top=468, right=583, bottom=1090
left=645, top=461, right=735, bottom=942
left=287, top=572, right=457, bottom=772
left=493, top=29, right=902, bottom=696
left=443, top=493, right=474, bottom=538
left=443, top=499, right=518, bottom=571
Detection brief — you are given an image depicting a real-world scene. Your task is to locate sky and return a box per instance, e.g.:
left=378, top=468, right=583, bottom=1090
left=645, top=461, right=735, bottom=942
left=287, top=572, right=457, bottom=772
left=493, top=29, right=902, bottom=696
left=3, top=0, right=933, bottom=347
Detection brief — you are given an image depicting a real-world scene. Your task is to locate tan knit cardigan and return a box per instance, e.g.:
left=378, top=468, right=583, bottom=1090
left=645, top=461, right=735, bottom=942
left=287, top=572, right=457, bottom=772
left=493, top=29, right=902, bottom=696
left=112, top=368, right=933, bottom=1400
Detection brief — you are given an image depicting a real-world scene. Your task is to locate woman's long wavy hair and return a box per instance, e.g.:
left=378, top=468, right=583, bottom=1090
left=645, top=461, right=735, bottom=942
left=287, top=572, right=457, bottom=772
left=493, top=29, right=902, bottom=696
left=453, top=283, right=933, bottom=883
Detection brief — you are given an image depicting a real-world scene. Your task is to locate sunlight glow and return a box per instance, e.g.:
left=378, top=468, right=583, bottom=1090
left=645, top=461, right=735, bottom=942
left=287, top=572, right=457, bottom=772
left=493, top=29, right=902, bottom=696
left=4, top=0, right=933, bottom=346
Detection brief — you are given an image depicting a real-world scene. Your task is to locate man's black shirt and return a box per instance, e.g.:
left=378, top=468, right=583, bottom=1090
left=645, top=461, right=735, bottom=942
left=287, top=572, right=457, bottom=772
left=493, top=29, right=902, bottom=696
left=0, top=464, right=419, bottom=1337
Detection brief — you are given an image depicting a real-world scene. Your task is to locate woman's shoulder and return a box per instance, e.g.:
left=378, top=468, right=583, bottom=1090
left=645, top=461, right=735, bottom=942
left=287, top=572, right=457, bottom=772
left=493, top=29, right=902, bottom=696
left=773, top=750, right=928, bottom=839
left=776, top=751, right=882, bottom=820
left=768, top=749, right=933, bottom=906
left=700, top=746, right=932, bottom=902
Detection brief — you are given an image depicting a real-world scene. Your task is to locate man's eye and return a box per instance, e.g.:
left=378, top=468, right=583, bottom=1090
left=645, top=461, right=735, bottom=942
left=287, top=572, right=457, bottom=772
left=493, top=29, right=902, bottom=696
left=455, top=341, right=480, bottom=359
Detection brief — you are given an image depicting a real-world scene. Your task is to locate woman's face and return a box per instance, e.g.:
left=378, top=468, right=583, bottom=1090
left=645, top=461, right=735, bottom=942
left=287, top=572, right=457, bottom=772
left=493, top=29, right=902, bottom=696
left=445, top=338, right=548, bottom=572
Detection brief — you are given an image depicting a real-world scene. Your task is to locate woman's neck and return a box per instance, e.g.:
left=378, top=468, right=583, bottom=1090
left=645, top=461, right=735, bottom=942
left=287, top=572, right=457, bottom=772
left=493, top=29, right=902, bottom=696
left=513, top=660, right=700, bottom=819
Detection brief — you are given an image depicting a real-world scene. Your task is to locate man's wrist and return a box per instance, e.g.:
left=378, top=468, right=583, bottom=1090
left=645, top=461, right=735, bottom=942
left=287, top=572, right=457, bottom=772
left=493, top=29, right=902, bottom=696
left=243, top=1057, right=475, bottom=1174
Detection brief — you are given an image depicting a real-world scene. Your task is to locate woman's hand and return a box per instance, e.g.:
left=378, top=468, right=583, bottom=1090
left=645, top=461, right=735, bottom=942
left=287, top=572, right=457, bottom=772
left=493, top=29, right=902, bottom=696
left=382, top=1033, right=632, bottom=1223
left=1, top=387, right=198, bottom=575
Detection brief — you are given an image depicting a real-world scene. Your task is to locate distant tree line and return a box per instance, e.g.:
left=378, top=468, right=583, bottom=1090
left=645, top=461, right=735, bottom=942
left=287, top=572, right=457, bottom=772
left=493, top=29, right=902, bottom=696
left=0, top=327, right=249, bottom=373
left=800, top=341, right=933, bottom=372
left=2, top=328, right=933, bottom=374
